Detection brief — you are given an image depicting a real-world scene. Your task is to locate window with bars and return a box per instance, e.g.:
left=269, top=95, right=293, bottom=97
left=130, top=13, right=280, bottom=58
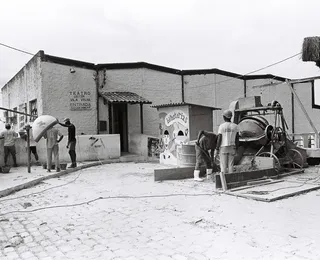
left=312, top=80, right=320, bottom=109
left=19, top=103, right=27, bottom=129
left=9, top=107, right=18, bottom=125
left=29, top=99, right=38, bottom=122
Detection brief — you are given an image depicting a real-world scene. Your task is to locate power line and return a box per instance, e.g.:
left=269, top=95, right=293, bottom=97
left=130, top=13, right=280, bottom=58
left=186, top=52, right=302, bottom=90
left=1, top=42, right=301, bottom=91
left=0, top=192, right=220, bottom=216
left=0, top=42, right=35, bottom=56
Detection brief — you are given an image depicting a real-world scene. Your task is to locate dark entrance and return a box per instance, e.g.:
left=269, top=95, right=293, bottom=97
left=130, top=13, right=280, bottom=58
left=110, top=103, right=128, bottom=152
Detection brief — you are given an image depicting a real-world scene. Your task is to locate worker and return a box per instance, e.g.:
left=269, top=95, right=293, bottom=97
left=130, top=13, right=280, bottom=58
left=59, top=118, right=77, bottom=168
left=216, top=110, right=239, bottom=189
left=22, top=125, right=40, bottom=165
left=194, top=130, right=217, bottom=181
left=0, top=123, right=18, bottom=167
left=44, top=126, right=63, bottom=172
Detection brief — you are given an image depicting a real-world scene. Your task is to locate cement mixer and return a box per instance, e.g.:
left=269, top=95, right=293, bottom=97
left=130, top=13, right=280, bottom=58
left=231, top=97, right=307, bottom=171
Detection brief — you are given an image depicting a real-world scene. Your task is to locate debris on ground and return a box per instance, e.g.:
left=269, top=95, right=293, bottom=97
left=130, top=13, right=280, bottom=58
left=22, top=202, right=32, bottom=208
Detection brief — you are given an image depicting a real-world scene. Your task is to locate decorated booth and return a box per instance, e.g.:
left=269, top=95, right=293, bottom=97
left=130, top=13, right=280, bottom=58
left=152, top=102, right=219, bottom=166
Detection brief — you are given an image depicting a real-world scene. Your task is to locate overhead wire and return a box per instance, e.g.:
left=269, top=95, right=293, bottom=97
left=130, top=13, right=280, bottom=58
left=1, top=42, right=301, bottom=91
left=0, top=42, right=36, bottom=56
left=185, top=52, right=301, bottom=90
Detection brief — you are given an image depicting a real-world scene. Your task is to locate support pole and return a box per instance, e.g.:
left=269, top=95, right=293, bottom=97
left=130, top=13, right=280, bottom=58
left=140, top=104, right=144, bottom=134
left=25, top=124, right=31, bottom=173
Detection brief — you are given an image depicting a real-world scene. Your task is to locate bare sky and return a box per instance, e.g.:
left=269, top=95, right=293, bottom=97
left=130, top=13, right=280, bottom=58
left=0, top=0, right=320, bottom=87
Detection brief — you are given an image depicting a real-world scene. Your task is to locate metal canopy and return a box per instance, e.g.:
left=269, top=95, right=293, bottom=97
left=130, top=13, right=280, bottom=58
left=99, top=91, right=152, bottom=104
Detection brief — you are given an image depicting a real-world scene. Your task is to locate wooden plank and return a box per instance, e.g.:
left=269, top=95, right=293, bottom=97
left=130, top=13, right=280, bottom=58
left=247, top=179, right=271, bottom=186
left=229, top=180, right=284, bottom=192
left=154, top=166, right=206, bottom=181
left=215, top=168, right=277, bottom=189
left=227, top=179, right=320, bottom=202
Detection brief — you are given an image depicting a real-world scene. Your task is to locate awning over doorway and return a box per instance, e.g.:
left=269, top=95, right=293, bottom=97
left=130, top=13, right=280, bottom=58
left=99, top=91, right=152, bottom=104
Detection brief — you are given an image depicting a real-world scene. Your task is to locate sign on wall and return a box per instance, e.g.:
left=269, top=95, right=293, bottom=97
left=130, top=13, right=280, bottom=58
left=69, top=91, right=92, bottom=111
left=164, top=110, right=188, bottom=127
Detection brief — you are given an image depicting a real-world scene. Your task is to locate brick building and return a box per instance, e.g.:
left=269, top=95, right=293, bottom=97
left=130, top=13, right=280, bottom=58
left=2, top=50, right=320, bottom=154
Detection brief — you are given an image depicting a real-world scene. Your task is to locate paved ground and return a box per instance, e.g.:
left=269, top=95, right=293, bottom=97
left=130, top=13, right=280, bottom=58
left=1, top=163, right=320, bottom=259
left=0, top=162, right=93, bottom=193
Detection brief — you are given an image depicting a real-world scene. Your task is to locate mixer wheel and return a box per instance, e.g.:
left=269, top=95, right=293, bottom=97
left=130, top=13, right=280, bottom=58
left=285, top=148, right=303, bottom=169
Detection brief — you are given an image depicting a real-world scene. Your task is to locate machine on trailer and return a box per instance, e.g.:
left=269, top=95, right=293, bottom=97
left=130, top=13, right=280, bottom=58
left=215, top=96, right=308, bottom=189
left=232, top=97, right=307, bottom=173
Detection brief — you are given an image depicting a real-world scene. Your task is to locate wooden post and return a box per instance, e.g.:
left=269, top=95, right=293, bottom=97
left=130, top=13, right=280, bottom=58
left=25, top=124, right=31, bottom=173
left=140, top=104, right=144, bottom=134
left=219, top=172, right=227, bottom=191
left=110, top=103, right=114, bottom=134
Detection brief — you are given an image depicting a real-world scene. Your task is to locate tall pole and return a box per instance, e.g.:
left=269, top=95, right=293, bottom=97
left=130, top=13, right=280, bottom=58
left=25, top=124, right=31, bottom=173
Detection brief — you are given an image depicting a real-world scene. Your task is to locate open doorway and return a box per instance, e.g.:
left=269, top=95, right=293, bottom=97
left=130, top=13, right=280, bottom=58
left=111, top=103, right=128, bottom=152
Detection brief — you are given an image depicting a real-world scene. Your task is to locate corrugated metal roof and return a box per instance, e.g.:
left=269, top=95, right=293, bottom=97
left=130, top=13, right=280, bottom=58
left=99, top=91, right=152, bottom=104
left=151, top=102, right=221, bottom=110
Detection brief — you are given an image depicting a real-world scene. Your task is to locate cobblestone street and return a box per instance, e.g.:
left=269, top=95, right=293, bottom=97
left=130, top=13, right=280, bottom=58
left=1, top=162, right=320, bottom=259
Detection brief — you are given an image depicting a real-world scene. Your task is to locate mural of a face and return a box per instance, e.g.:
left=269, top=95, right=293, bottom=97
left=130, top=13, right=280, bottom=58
left=158, top=110, right=189, bottom=165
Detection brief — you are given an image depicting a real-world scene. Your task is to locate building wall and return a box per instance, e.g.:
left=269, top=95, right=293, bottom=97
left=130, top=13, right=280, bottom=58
left=0, top=134, right=120, bottom=166
left=189, top=106, right=213, bottom=141
left=246, top=79, right=293, bottom=133
left=184, top=74, right=244, bottom=132
left=98, top=68, right=182, bottom=138
left=41, top=62, right=97, bottom=136
left=1, top=55, right=43, bottom=131
left=293, top=81, right=320, bottom=134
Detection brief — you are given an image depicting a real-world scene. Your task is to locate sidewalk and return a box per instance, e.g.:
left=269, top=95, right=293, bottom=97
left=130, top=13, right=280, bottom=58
left=0, top=159, right=120, bottom=198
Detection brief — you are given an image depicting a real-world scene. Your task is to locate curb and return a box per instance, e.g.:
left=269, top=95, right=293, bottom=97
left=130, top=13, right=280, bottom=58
left=0, top=158, right=120, bottom=199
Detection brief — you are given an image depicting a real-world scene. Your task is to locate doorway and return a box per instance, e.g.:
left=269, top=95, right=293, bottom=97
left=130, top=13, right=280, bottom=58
left=110, top=103, right=128, bottom=152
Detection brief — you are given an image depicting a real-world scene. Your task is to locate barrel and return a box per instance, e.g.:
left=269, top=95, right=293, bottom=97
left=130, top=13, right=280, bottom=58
left=177, top=144, right=196, bottom=167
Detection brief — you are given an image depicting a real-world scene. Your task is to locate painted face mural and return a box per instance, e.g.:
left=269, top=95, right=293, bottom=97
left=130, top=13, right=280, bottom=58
left=158, top=110, right=189, bottom=165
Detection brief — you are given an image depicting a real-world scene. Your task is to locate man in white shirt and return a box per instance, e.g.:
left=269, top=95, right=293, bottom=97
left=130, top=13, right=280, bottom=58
left=0, top=123, right=18, bottom=167
left=216, top=110, right=239, bottom=176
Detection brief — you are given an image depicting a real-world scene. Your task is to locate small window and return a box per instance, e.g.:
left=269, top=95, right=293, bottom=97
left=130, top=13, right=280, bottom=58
left=19, top=103, right=26, bottom=129
left=29, top=99, right=38, bottom=122
left=177, top=130, right=184, bottom=136
left=99, top=120, right=107, bottom=132
left=3, top=111, right=8, bottom=123
left=9, top=107, right=17, bottom=125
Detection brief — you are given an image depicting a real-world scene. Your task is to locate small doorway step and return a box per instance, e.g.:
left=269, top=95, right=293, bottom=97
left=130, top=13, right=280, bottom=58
left=120, top=153, right=144, bottom=163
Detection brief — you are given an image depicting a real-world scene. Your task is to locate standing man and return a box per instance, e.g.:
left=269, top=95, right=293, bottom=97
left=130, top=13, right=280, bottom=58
left=22, top=125, right=40, bottom=165
left=216, top=110, right=240, bottom=190
left=0, top=123, right=18, bottom=167
left=44, top=126, right=63, bottom=172
left=59, top=118, right=77, bottom=168
left=194, top=130, right=217, bottom=181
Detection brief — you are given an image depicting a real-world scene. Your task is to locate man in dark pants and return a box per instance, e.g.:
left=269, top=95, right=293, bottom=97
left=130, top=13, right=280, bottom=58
left=59, top=118, right=77, bottom=168
left=0, top=123, right=18, bottom=167
left=194, top=130, right=217, bottom=181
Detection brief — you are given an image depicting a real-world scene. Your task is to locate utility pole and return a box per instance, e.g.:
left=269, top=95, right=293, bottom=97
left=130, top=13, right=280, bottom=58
left=24, top=124, right=31, bottom=173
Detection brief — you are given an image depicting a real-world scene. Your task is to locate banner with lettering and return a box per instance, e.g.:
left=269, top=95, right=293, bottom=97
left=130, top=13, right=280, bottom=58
left=164, top=110, right=188, bottom=127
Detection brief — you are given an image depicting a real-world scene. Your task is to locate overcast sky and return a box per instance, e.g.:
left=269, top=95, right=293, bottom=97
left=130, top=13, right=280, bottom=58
left=0, top=0, right=320, bottom=87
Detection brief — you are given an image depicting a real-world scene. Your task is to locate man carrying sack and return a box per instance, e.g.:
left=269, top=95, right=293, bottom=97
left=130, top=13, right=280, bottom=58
left=194, top=130, right=218, bottom=181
